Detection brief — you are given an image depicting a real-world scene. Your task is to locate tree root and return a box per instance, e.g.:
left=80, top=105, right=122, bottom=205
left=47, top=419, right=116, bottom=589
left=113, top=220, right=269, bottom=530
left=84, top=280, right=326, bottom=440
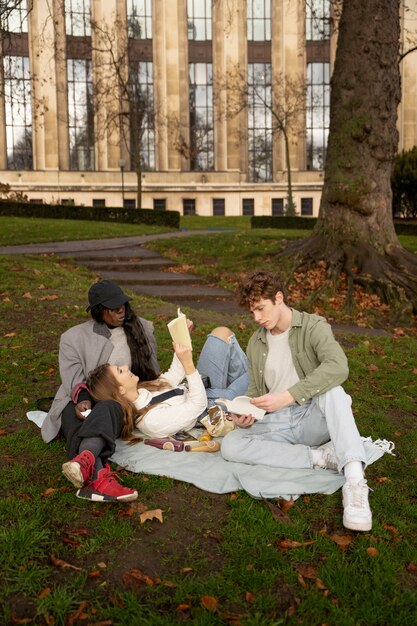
left=276, top=233, right=417, bottom=314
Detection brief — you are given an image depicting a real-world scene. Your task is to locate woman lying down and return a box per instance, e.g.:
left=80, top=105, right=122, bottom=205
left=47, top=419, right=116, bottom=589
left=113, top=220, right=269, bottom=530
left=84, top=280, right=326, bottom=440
left=61, top=327, right=248, bottom=503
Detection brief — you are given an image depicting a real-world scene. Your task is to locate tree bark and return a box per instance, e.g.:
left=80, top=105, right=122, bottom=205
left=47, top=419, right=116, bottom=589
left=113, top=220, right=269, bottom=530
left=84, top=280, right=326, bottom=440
left=284, top=0, right=417, bottom=312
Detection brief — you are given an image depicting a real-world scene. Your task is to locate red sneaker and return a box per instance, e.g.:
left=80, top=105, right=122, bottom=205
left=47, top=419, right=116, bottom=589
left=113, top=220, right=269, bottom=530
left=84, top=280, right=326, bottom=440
left=76, top=466, right=138, bottom=502
left=62, top=450, right=95, bottom=488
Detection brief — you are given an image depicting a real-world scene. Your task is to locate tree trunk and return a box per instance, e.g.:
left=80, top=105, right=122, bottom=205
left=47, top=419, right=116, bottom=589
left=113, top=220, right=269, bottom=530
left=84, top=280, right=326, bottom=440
left=284, top=0, right=417, bottom=312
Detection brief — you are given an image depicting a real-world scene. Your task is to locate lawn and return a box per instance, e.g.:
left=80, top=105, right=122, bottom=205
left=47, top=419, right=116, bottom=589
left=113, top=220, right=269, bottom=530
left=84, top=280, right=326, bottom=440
left=0, top=217, right=416, bottom=625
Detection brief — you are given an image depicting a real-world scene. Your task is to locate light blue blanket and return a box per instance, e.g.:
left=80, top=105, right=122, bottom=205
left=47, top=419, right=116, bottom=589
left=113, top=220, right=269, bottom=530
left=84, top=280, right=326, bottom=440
left=28, top=411, right=394, bottom=499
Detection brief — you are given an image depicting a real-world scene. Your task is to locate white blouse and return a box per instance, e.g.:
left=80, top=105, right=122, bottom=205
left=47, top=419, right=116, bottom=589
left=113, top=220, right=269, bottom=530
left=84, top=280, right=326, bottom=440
left=133, top=353, right=207, bottom=438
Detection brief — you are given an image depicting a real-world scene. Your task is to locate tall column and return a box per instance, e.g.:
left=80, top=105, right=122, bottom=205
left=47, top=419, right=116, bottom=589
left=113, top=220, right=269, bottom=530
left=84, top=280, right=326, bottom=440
left=153, top=0, right=188, bottom=171
left=29, top=0, right=60, bottom=170
left=91, top=0, right=122, bottom=171
left=212, top=0, right=247, bottom=173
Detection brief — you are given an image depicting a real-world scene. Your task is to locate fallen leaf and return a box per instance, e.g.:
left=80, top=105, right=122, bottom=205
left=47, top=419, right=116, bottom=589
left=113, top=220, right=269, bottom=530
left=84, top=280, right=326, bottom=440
left=4, top=332, right=16, bottom=337
left=38, top=284, right=47, bottom=289
left=375, top=476, right=392, bottom=484
left=406, top=562, right=417, bottom=575
left=0, top=429, right=9, bottom=436
left=50, top=554, right=82, bottom=570
left=97, top=562, right=107, bottom=569
left=277, top=497, right=295, bottom=513
left=63, top=528, right=89, bottom=537
left=33, top=269, right=42, bottom=275
left=176, top=604, right=191, bottom=611
left=41, top=487, right=68, bottom=497
left=329, top=533, right=353, bottom=550
left=263, top=498, right=291, bottom=524
left=88, top=570, right=101, bottom=578
left=66, top=601, right=89, bottom=626
left=39, top=295, right=59, bottom=301
left=366, top=547, right=379, bottom=557
left=122, top=568, right=160, bottom=588
left=383, top=524, right=398, bottom=534
left=179, top=567, right=193, bottom=574
left=296, top=564, right=317, bottom=579
left=277, top=539, right=317, bottom=549
left=38, top=587, right=52, bottom=599
left=200, top=595, right=218, bottom=612
left=22, top=292, right=32, bottom=299
left=368, top=364, right=379, bottom=372
left=139, top=508, right=163, bottom=524
left=245, top=591, right=255, bottom=604
left=3, top=297, right=11, bottom=302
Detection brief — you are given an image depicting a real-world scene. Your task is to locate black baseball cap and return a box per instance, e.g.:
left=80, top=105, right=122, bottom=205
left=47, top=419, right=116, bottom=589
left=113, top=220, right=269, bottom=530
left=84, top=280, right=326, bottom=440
left=86, top=280, right=132, bottom=312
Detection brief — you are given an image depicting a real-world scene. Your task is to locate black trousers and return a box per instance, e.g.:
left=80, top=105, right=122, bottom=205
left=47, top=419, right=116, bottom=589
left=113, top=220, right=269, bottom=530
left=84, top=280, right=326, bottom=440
left=61, top=399, right=124, bottom=461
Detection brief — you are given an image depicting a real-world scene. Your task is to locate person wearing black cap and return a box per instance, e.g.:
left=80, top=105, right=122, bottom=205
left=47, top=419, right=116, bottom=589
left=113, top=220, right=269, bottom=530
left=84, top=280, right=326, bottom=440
left=41, top=280, right=161, bottom=502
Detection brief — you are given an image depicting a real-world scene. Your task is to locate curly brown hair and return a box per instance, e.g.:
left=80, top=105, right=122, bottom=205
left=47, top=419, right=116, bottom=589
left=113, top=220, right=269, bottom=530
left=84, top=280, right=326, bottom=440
left=238, top=270, right=286, bottom=308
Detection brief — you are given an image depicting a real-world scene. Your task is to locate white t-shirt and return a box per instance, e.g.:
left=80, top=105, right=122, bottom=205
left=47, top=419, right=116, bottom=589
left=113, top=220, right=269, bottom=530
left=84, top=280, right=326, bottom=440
left=264, top=328, right=299, bottom=394
left=108, top=326, right=131, bottom=368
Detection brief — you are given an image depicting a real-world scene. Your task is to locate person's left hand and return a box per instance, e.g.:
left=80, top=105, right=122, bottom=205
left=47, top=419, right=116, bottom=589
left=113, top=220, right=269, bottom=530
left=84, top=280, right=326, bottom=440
left=186, top=318, right=194, bottom=333
left=230, top=413, right=256, bottom=428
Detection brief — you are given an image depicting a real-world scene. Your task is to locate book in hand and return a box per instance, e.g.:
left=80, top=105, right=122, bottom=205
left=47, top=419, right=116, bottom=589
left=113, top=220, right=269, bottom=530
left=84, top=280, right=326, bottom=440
left=167, top=307, right=192, bottom=349
left=216, top=395, right=266, bottom=420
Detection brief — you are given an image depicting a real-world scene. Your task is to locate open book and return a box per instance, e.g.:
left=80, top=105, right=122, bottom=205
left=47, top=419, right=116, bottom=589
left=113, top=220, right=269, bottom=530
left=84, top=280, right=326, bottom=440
left=215, top=395, right=265, bottom=421
left=167, top=307, right=192, bottom=349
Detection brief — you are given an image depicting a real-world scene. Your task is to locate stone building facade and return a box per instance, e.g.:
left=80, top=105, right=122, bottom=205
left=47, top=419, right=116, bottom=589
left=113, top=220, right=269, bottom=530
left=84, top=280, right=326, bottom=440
left=1, top=0, right=416, bottom=216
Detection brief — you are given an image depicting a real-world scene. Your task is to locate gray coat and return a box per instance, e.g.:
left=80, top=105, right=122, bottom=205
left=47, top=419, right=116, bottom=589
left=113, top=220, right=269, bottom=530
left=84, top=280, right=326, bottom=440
left=41, top=318, right=159, bottom=443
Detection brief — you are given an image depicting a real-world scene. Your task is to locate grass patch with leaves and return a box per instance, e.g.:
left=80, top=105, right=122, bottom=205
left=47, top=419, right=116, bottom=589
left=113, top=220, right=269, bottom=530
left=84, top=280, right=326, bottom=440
left=0, top=234, right=416, bottom=624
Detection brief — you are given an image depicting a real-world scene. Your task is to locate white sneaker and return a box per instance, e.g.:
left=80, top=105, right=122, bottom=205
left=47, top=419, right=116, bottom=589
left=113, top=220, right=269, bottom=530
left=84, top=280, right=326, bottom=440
left=314, top=441, right=338, bottom=471
left=342, top=479, right=372, bottom=531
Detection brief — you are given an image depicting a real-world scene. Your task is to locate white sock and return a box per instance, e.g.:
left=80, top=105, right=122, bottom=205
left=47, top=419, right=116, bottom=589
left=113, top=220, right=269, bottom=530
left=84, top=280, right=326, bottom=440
left=343, top=461, right=364, bottom=483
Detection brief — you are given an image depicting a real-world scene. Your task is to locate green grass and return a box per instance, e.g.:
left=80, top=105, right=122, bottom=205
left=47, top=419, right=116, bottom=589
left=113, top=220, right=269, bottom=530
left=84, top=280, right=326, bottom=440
left=0, top=215, right=175, bottom=245
left=0, top=217, right=416, bottom=624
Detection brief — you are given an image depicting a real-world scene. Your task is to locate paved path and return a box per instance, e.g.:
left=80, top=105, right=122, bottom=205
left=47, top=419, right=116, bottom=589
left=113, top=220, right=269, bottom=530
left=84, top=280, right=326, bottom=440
left=0, top=231, right=390, bottom=334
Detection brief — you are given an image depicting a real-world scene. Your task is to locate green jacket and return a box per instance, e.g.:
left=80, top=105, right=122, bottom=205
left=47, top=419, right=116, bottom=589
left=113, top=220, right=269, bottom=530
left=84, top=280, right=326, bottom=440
left=246, top=309, right=349, bottom=405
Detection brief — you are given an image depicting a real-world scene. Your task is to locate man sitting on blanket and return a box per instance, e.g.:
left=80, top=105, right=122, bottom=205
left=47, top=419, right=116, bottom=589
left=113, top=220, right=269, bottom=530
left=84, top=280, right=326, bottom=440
left=221, top=270, right=372, bottom=532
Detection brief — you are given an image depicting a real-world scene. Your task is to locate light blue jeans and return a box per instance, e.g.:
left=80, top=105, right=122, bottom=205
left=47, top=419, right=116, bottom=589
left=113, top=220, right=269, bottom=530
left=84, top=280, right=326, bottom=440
left=197, top=333, right=249, bottom=407
left=221, top=385, right=366, bottom=472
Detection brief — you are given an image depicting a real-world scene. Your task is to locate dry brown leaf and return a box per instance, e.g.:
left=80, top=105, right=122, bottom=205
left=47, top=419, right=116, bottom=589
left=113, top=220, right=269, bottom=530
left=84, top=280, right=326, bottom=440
left=97, top=561, right=107, bottom=569
left=38, top=587, right=52, bottom=600
left=245, top=591, right=256, bottom=604
left=38, top=284, right=46, bottom=290
left=329, top=533, right=353, bottom=550
left=88, top=570, right=101, bottom=578
left=180, top=567, right=193, bottom=574
left=277, top=497, right=295, bottom=513
left=176, top=604, right=191, bottom=611
left=9, top=616, right=32, bottom=624
left=368, top=364, right=379, bottom=372
left=22, top=292, right=32, bottom=299
left=366, top=547, right=379, bottom=557
left=0, top=429, right=9, bottom=436
left=263, top=499, right=291, bottom=524
left=406, top=562, right=417, bottom=574
left=39, top=295, right=59, bottom=301
left=297, top=573, right=307, bottom=588
left=3, top=297, right=11, bottom=302
left=277, top=539, right=317, bottom=549
left=296, top=564, right=317, bottom=579
left=200, top=595, right=218, bottom=612
left=66, top=601, right=89, bottom=626
left=50, top=554, right=82, bottom=570
left=375, top=476, right=392, bottom=484
left=139, top=508, right=163, bottom=524
left=383, top=524, right=398, bottom=534
left=122, top=568, right=160, bottom=588
left=4, top=332, right=16, bottom=337
left=41, top=487, right=68, bottom=497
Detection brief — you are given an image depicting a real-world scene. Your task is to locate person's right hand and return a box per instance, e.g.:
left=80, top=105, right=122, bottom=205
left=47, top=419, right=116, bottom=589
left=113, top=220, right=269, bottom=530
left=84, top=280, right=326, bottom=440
left=75, top=400, right=92, bottom=421
left=173, top=342, right=196, bottom=375
left=230, top=413, right=256, bottom=428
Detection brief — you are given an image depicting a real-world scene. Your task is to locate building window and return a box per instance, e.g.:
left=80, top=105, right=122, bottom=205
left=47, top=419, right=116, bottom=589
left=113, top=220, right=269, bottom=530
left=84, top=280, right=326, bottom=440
left=189, top=63, right=214, bottom=171
left=187, top=0, right=212, bottom=41
left=271, top=198, right=284, bottom=215
left=154, top=198, right=166, bottom=211
left=65, top=0, right=91, bottom=37
left=183, top=199, right=196, bottom=215
left=124, top=199, right=136, bottom=208
left=129, top=61, right=155, bottom=171
left=127, top=0, right=152, bottom=39
left=301, top=198, right=313, bottom=216
left=67, top=59, right=95, bottom=170
left=306, top=62, right=330, bottom=170
left=212, top=198, right=225, bottom=216
left=3, top=56, right=33, bottom=170
left=247, top=0, right=271, bottom=41
left=92, top=199, right=106, bottom=207
left=306, top=0, right=331, bottom=41
left=2, top=0, right=29, bottom=32
left=248, top=63, right=272, bottom=182
left=242, top=199, right=254, bottom=216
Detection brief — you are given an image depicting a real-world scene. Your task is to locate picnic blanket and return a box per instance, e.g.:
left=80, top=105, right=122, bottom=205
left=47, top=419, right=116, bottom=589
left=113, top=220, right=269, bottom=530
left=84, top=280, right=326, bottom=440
left=27, top=411, right=394, bottom=500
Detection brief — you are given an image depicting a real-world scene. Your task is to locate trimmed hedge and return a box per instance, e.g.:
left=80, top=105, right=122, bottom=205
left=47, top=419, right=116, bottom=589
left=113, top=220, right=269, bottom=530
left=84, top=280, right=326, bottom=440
left=251, top=215, right=417, bottom=236
left=0, top=200, right=180, bottom=228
